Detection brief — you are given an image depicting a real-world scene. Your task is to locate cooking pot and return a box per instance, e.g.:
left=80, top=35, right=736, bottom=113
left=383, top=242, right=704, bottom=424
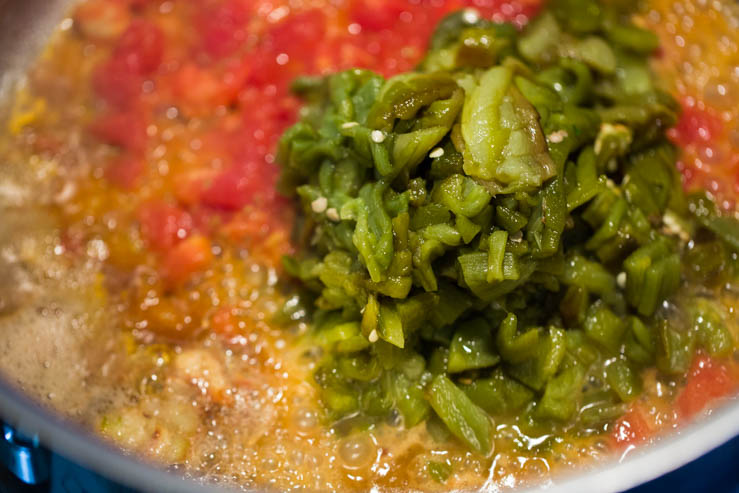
left=0, top=1, right=737, bottom=492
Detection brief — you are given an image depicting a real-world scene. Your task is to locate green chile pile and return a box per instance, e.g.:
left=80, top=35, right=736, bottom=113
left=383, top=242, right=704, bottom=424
left=276, top=0, right=739, bottom=455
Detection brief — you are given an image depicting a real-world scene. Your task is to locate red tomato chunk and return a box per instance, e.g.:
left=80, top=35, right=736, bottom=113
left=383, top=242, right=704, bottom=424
left=161, top=235, right=214, bottom=286
left=611, top=404, right=652, bottom=449
left=138, top=200, right=194, bottom=251
left=676, top=354, right=737, bottom=420
left=90, top=110, right=147, bottom=154
left=113, top=20, right=164, bottom=75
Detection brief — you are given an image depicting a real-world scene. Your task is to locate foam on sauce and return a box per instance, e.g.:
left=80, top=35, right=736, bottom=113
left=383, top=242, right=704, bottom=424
left=0, top=0, right=738, bottom=491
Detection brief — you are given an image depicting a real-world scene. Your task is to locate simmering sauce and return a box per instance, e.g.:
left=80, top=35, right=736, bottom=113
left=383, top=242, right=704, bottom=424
left=0, top=0, right=738, bottom=491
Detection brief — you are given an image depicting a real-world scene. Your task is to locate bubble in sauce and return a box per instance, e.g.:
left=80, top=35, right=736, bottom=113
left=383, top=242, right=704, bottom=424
left=294, top=407, right=318, bottom=432
left=338, top=434, right=376, bottom=469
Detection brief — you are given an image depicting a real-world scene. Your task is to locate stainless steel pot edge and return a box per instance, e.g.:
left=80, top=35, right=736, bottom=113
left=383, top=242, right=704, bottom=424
left=0, top=0, right=74, bottom=106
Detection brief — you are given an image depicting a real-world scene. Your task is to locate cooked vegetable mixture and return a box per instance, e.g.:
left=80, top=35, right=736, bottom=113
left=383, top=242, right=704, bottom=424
left=278, top=0, right=739, bottom=456
left=0, top=0, right=738, bottom=491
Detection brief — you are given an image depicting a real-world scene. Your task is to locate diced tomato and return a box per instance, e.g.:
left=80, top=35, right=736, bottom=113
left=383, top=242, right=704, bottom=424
left=247, top=9, right=326, bottom=89
left=210, top=305, right=238, bottom=336
left=137, top=200, right=194, bottom=250
left=173, top=169, right=219, bottom=205
left=611, top=404, right=652, bottom=449
left=220, top=207, right=294, bottom=268
left=89, top=110, right=147, bottom=154
left=200, top=163, right=278, bottom=211
left=194, top=105, right=290, bottom=174
left=349, top=0, right=405, bottom=32
left=170, top=63, right=225, bottom=109
left=91, top=58, right=142, bottom=109
left=121, top=0, right=158, bottom=9
left=668, top=100, right=724, bottom=147
left=464, top=0, right=541, bottom=24
left=199, top=167, right=253, bottom=210
left=253, top=226, right=293, bottom=268
left=241, top=48, right=284, bottom=88
left=328, top=36, right=379, bottom=71
left=232, top=86, right=298, bottom=159
left=676, top=354, right=737, bottom=420
left=168, top=62, right=247, bottom=114
left=267, top=9, right=326, bottom=55
left=219, top=209, right=271, bottom=243
left=113, top=19, right=165, bottom=75
left=161, top=235, right=213, bottom=286
left=187, top=206, right=218, bottom=236
left=197, top=0, right=250, bottom=59
left=74, top=0, right=131, bottom=41
left=104, top=154, right=145, bottom=189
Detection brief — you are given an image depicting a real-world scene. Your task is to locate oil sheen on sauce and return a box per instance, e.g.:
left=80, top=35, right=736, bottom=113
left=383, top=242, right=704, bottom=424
left=0, top=0, right=738, bottom=491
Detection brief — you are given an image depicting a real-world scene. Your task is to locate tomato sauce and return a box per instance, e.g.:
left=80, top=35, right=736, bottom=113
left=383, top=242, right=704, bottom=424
left=31, top=0, right=543, bottom=341
left=1, top=0, right=738, bottom=491
left=642, top=0, right=739, bottom=208
left=78, top=0, right=539, bottom=248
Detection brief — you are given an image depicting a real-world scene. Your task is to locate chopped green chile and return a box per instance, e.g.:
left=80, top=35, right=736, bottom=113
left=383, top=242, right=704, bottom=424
left=508, top=327, right=567, bottom=391
left=689, top=298, right=734, bottom=357
left=683, top=240, right=731, bottom=282
left=427, top=461, right=453, bottom=483
left=461, top=66, right=555, bottom=192
left=537, top=58, right=594, bottom=105
left=689, top=192, right=739, bottom=251
left=561, top=254, right=622, bottom=309
left=463, top=369, right=535, bottom=415
left=496, top=204, right=529, bottom=232
left=579, top=399, right=627, bottom=428
left=391, top=373, right=431, bottom=426
left=575, top=36, right=617, bottom=74
left=623, top=316, right=656, bottom=366
left=367, top=72, right=459, bottom=131
left=457, top=214, right=483, bottom=243
left=377, top=302, right=405, bottom=348
left=565, top=330, right=600, bottom=366
left=624, top=239, right=681, bottom=316
left=603, top=20, right=659, bottom=54
left=348, top=183, right=395, bottom=283
left=428, top=375, right=494, bottom=455
left=432, top=174, right=492, bottom=217
left=655, top=319, right=695, bottom=375
left=496, top=313, right=540, bottom=363
left=517, top=12, right=561, bottom=64
left=448, top=318, right=500, bottom=373
left=487, top=230, right=509, bottom=282
left=605, top=358, right=642, bottom=402
left=428, top=347, right=450, bottom=375
left=537, top=363, right=586, bottom=420
left=277, top=0, right=739, bottom=455
left=584, top=301, right=626, bottom=353
left=560, top=285, right=589, bottom=328
left=551, top=0, right=602, bottom=34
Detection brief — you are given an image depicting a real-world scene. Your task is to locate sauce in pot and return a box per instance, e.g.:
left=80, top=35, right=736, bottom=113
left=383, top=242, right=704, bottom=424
left=0, top=0, right=738, bottom=491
